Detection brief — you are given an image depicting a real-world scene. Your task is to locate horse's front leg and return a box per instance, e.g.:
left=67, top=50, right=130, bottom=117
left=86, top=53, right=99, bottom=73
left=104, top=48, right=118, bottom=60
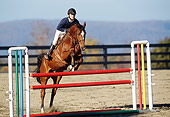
left=40, top=77, right=48, bottom=113
left=74, top=55, right=83, bottom=71
left=67, top=53, right=75, bottom=72
left=49, top=76, right=62, bottom=109
left=49, top=77, right=57, bottom=108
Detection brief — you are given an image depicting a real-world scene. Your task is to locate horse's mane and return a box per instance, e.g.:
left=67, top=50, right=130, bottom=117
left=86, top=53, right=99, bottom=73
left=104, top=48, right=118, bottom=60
left=69, top=23, right=85, bottom=35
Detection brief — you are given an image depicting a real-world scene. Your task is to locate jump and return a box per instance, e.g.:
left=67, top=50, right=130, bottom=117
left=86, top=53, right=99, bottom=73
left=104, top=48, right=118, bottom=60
left=35, top=22, right=86, bottom=112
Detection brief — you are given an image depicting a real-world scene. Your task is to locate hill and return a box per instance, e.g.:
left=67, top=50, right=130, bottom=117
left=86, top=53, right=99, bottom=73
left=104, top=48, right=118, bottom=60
left=0, top=19, right=170, bottom=46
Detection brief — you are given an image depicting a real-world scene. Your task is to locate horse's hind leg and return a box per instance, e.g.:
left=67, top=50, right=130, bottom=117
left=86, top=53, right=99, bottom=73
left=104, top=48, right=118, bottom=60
left=40, top=77, right=48, bottom=113
left=49, top=76, right=62, bottom=109
left=49, top=77, right=57, bottom=108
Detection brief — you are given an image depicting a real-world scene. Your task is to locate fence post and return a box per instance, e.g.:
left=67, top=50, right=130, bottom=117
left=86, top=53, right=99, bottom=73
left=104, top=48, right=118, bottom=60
left=103, top=47, right=107, bottom=69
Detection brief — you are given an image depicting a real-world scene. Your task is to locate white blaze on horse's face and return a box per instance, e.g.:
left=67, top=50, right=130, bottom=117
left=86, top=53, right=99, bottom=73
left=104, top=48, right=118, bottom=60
left=81, top=30, right=85, bottom=40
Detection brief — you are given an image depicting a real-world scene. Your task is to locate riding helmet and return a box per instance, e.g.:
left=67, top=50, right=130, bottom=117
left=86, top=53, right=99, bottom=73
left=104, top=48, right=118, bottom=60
left=68, top=8, right=76, bottom=15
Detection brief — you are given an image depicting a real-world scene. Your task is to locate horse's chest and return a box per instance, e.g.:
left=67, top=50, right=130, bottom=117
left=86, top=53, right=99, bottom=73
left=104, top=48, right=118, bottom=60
left=48, top=58, right=67, bottom=70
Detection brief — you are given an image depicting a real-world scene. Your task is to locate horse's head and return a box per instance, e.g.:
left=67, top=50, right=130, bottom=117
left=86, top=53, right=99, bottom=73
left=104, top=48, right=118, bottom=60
left=69, top=22, right=86, bottom=51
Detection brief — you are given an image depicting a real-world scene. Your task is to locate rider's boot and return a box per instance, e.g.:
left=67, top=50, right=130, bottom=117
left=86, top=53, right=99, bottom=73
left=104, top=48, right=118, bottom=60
left=44, top=44, right=55, bottom=60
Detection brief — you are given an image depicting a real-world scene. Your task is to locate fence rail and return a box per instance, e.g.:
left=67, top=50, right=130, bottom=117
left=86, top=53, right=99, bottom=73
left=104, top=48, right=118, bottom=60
left=0, top=44, right=170, bottom=70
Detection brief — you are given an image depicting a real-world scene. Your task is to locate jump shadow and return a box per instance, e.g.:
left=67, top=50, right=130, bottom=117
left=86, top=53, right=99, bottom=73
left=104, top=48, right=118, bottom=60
left=51, top=104, right=170, bottom=117
left=104, top=103, right=170, bottom=109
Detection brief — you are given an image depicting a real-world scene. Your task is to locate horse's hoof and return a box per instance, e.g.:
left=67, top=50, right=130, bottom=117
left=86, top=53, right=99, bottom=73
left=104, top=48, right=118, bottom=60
left=41, top=107, right=44, bottom=113
left=49, top=106, right=56, bottom=113
left=67, top=65, right=74, bottom=72
left=71, top=67, right=74, bottom=72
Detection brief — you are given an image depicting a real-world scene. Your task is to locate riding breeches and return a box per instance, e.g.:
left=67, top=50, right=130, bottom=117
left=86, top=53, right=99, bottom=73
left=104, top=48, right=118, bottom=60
left=52, top=30, right=66, bottom=45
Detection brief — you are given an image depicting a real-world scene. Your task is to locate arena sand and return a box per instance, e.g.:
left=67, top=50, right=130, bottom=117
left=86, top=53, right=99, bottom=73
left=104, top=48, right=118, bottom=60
left=0, top=70, right=170, bottom=117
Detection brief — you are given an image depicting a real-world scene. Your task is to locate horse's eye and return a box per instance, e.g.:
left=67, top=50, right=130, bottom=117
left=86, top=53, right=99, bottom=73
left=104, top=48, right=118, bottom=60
left=78, top=31, right=81, bottom=35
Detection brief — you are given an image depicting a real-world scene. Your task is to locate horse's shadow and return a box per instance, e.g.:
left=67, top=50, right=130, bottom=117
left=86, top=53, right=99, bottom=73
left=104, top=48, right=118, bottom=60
left=104, top=103, right=170, bottom=109
left=153, top=104, right=170, bottom=108
left=51, top=104, right=170, bottom=117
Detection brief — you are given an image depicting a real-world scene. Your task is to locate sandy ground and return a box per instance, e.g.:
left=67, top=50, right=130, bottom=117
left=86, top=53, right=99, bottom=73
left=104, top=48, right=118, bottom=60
left=0, top=70, right=170, bottom=117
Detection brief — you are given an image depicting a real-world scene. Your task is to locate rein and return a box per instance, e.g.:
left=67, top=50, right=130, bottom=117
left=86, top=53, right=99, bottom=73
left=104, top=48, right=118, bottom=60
left=58, top=29, right=83, bottom=47
left=55, top=27, right=84, bottom=52
left=69, top=28, right=84, bottom=45
left=53, top=28, right=83, bottom=63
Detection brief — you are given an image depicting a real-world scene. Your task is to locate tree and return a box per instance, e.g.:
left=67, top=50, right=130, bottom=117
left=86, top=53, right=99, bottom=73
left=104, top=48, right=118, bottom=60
left=31, top=21, right=50, bottom=53
left=30, top=21, right=51, bottom=71
left=151, top=37, right=170, bottom=68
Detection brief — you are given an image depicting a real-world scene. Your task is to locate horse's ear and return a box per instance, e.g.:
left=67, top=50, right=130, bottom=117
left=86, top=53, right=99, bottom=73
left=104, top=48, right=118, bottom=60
left=83, top=22, right=86, bottom=28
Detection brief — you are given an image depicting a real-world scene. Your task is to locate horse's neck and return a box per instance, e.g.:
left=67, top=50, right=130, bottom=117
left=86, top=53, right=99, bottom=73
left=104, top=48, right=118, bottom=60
left=54, top=32, right=76, bottom=54
left=62, top=32, right=76, bottom=45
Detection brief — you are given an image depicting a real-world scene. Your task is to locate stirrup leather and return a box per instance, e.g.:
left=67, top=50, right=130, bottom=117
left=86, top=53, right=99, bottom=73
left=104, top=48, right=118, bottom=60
left=45, top=45, right=55, bottom=60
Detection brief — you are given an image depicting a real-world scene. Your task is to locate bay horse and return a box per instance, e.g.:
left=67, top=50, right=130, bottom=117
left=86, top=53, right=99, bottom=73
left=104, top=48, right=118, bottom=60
left=35, top=22, right=86, bottom=112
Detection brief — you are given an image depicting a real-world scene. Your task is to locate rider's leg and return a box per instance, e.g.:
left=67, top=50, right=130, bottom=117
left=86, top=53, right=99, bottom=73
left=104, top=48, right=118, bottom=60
left=49, top=44, right=55, bottom=55
left=45, top=30, right=61, bottom=60
left=52, top=30, right=62, bottom=46
left=44, top=44, right=55, bottom=60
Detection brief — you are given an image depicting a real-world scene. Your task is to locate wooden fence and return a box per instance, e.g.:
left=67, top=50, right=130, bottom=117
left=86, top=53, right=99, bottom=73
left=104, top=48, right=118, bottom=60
left=0, top=44, right=170, bottom=71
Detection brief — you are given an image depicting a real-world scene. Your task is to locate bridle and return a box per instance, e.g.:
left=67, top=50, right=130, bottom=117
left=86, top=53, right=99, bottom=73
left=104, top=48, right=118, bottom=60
left=57, top=26, right=85, bottom=50
left=68, top=28, right=85, bottom=45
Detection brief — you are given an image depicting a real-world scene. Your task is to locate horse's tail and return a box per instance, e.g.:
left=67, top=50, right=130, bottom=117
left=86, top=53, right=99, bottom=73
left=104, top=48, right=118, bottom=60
left=34, top=53, right=45, bottom=84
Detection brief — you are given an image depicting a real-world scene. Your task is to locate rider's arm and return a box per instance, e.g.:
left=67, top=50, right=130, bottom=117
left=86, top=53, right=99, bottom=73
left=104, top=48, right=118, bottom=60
left=57, top=18, right=67, bottom=32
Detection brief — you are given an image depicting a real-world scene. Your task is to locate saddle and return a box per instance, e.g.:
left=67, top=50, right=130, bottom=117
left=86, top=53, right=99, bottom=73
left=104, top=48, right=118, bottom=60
left=55, top=31, right=68, bottom=49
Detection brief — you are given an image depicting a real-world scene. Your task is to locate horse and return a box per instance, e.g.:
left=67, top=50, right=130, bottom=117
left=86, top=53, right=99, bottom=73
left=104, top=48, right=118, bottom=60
left=34, top=22, right=86, bottom=112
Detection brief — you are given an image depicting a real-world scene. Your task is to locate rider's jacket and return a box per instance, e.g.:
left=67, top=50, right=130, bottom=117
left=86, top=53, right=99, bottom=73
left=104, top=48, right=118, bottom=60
left=57, top=17, right=80, bottom=32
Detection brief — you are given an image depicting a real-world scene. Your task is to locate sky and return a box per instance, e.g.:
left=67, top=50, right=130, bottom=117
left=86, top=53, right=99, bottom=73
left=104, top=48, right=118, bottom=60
left=0, top=0, right=170, bottom=23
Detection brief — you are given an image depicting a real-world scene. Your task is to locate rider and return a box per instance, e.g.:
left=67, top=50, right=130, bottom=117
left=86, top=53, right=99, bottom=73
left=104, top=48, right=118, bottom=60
left=45, top=8, right=80, bottom=60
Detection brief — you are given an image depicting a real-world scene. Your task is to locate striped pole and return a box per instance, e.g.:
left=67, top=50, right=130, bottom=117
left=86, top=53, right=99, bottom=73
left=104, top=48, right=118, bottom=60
left=8, top=49, right=14, bottom=117
left=25, top=48, right=30, bottom=117
left=30, top=68, right=132, bottom=77
left=146, top=42, right=153, bottom=110
left=24, top=109, right=121, bottom=117
left=131, top=40, right=153, bottom=110
left=137, top=44, right=142, bottom=110
left=26, top=109, right=139, bottom=117
left=131, top=43, right=137, bottom=110
left=7, top=47, right=29, bottom=117
left=30, top=80, right=133, bottom=89
left=15, top=51, right=19, bottom=117
left=19, top=50, right=24, bottom=117
left=141, top=44, right=146, bottom=109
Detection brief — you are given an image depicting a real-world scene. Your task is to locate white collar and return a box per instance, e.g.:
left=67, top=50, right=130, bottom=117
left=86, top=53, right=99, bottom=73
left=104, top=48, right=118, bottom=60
left=68, top=17, right=74, bottom=23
